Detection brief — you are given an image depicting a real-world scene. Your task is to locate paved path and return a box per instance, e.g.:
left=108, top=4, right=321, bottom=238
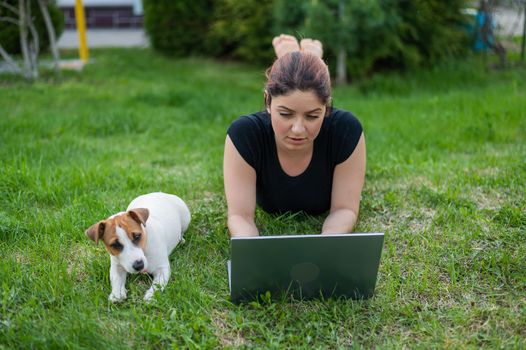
left=1, top=29, right=149, bottom=73
left=57, top=29, right=149, bottom=48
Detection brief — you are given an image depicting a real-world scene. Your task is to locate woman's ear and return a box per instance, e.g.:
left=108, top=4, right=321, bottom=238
left=264, top=90, right=271, bottom=113
left=325, top=97, right=333, bottom=117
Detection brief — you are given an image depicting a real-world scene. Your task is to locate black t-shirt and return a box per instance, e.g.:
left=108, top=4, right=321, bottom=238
left=227, top=108, right=363, bottom=215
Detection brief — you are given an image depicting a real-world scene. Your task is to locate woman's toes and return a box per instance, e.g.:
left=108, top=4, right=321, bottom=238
left=281, top=34, right=296, bottom=42
left=273, top=34, right=300, bottom=58
left=300, top=38, right=323, bottom=58
left=299, top=38, right=312, bottom=47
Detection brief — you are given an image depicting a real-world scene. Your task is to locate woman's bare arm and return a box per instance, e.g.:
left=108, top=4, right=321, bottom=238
left=322, top=133, right=366, bottom=234
left=223, top=135, right=259, bottom=237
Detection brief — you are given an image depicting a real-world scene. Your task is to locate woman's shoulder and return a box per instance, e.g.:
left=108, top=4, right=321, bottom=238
left=226, top=111, right=271, bottom=170
left=322, top=108, right=363, bottom=164
left=323, top=108, right=363, bottom=136
left=228, top=111, right=271, bottom=131
left=327, top=108, right=361, bottom=126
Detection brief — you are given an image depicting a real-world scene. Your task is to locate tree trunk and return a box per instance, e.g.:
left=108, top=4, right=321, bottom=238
left=481, top=0, right=507, bottom=68
left=18, top=0, right=32, bottom=79
left=335, top=0, right=347, bottom=85
left=522, top=2, right=526, bottom=61
left=38, top=0, right=61, bottom=76
left=26, top=0, right=39, bottom=79
left=335, top=47, right=347, bottom=85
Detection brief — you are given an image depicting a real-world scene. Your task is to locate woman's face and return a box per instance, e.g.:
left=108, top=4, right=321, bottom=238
left=268, top=90, right=327, bottom=153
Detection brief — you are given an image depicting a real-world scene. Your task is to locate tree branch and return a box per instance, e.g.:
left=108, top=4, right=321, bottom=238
left=0, top=1, right=19, bottom=16
left=0, top=16, right=19, bottom=26
left=0, top=43, right=21, bottom=73
left=38, top=0, right=60, bottom=76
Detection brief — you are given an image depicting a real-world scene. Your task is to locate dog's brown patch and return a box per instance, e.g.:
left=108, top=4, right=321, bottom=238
left=113, top=212, right=148, bottom=250
left=85, top=210, right=149, bottom=255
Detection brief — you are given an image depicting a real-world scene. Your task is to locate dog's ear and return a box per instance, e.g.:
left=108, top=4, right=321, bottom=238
left=128, top=208, right=149, bottom=226
left=85, top=221, right=106, bottom=245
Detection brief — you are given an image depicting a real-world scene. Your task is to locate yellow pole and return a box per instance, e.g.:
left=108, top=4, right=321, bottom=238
left=74, top=0, right=89, bottom=63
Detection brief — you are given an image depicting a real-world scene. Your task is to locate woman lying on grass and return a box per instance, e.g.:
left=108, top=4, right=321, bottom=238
left=224, top=34, right=365, bottom=237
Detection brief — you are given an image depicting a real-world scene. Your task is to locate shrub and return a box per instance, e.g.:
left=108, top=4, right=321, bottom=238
left=272, top=0, right=306, bottom=37
left=143, top=0, right=214, bottom=56
left=395, top=0, right=470, bottom=66
left=278, top=0, right=470, bottom=79
left=144, top=0, right=470, bottom=78
left=0, top=0, right=64, bottom=55
left=208, top=0, right=275, bottom=66
left=143, top=0, right=275, bottom=65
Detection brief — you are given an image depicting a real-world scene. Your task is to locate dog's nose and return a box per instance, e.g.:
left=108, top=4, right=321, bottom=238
left=132, top=260, right=144, bottom=271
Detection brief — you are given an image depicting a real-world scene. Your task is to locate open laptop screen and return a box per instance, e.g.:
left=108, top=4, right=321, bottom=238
left=228, top=233, right=384, bottom=303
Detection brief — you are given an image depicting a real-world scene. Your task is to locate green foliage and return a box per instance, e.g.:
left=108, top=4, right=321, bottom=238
left=0, top=0, right=64, bottom=55
left=208, top=0, right=275, bottom=65
left=143, top=0, right=470, bottom=75
left=303, top=0, right=401, bottom=77
left=395, top=0, right=471, bottom=66
left=143, top=0, right=214, bottom=56
left=272, top=0, right=306, bottom=36
left=275, top=0, right=471, bottom=78
left=144, top=0, right=275, bottom=65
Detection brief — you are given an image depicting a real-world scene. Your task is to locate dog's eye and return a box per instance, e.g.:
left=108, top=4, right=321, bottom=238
left=133, top=233, right=141, bottom=242
left=110, top=241, right=123, bottom=250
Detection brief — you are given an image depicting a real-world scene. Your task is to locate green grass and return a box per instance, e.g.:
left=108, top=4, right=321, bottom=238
left=1, top=48, right=525, bottom=349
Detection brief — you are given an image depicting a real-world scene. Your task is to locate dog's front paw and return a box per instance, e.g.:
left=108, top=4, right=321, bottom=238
left=109, top=291, right=127, bottom=303
left=144, top=288, right=157, bottom=302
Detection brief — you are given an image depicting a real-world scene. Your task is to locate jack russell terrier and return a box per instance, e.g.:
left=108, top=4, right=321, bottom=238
left=85, top=192, right=191, bottom=302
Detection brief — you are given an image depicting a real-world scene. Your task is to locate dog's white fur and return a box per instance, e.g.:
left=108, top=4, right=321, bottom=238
left=86, top=192, right=190, bottom=302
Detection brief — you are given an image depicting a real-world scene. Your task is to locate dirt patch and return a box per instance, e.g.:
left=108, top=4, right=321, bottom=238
left=210, top=309, right=248, bottom=348
left=468, top=186, right=505, bottom=211
left=13, top=251, right=30, bottom=265
left=66, top=243, right=97, bottom=282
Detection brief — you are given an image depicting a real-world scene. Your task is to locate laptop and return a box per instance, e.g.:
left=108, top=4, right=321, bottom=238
left=227, top=233, right=384, bottom=303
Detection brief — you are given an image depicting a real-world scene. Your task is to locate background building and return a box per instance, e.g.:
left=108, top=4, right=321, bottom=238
left=56, top=0, right=143, bottom=28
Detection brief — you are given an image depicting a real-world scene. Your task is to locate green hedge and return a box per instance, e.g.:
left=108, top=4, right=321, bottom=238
left=143, top=0, right=214, bottom=56
left=299, top=0, right=470, bottom=78
left=207, top=0, right=274, bottom=65
left=144, top=0, right=471, bottom=76
left=0, top=0, right=64, bottom=55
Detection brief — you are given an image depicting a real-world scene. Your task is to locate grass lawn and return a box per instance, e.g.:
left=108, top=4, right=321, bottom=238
left=0, top=49, right=525, bottom=349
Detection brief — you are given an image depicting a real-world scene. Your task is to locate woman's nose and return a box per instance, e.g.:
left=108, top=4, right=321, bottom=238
left=291, top=119, right=305, bottom=133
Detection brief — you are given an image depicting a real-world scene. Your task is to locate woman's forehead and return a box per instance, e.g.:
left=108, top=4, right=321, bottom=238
left=272, top=90, right=325, bottom=110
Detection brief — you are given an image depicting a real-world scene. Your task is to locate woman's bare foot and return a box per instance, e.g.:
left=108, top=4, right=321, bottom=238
left=272, top=34, right=300, bottom=58
left=300, top=38, right=323, bottom=59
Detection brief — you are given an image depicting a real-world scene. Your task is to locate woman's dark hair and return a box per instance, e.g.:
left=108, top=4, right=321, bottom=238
left=264, top=51, right=332, bottom=112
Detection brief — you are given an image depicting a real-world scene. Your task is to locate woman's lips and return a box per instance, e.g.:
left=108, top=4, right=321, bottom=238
left=287, top=137, right=307, bottom=144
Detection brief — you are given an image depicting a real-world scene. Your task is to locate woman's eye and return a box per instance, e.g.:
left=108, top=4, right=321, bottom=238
left=279, top=113, right=293, bottom=117
left=111, top=241, right=123, bottom=250
left=306, top=115, right=319, bottom=119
